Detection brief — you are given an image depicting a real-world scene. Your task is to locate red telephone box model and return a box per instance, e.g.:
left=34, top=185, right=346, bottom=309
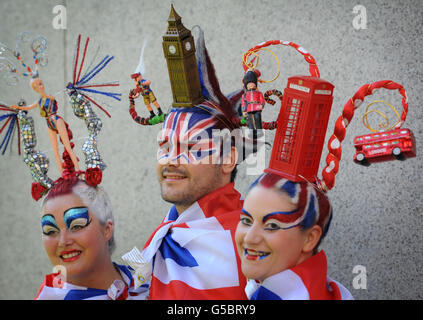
left=266, top=76, right=334, bottom=182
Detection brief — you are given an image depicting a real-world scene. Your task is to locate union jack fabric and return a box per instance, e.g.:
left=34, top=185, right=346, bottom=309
left=245, top=250, right=353, bottom=300
left=157, top=104, right=225, bottom=165
left=35, top=263, right=148, bottom=300
left=142, top=183, right=247, bottom=300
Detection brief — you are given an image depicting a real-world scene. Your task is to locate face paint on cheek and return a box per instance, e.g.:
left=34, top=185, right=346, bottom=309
left=41, top=214, right=60, bottom=235
left=63, top=207, right=91, bottom=231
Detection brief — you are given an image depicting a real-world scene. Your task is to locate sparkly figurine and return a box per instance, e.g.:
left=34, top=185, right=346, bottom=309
left=0, top=33, right=77, bottom=173
left=10, top=77, right=80, bottom=173
left=0, top=33, right=121, bottom=200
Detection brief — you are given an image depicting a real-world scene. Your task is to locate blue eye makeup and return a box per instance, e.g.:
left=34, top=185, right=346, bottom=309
left=63, top=207, right=91, bottom=231
left=240, top=208, right=253, bottom=226
left=241, top=208, right=252, bottom=217
left=41, top=214, right=59, bottom=235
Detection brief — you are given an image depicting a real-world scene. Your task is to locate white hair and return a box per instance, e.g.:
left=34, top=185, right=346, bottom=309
left=72, top=181, right=116, bottom=254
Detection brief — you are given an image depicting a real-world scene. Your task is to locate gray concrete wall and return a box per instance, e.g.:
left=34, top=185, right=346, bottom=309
left=0, top=0, right=422, bottom=299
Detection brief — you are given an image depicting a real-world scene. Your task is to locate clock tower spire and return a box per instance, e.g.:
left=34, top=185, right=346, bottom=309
left=162, top=4, right=204, bottom=108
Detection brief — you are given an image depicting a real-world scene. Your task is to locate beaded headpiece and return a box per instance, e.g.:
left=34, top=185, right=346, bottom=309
left=0, top=32, right=48, bottom=84
left=0, top=33, right=121, bottom=201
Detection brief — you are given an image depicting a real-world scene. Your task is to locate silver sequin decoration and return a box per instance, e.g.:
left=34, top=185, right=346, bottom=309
left=68, top=92, right=106, bottom=171
left=17, top=111, right=54, bottom=189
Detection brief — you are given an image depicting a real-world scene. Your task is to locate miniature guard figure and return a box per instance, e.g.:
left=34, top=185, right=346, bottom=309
left=241, top=69, right=265, bottom=132
left=131, top=72, right=163, bottom=120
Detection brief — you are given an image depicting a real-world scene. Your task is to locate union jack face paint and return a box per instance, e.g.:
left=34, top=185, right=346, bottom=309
left=157, top=106, right=223, bottom=165
left=247, top=173, right=332, bottom=234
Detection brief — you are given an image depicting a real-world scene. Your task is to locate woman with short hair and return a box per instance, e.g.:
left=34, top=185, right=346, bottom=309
left=36, top=176, right=147, bottom=300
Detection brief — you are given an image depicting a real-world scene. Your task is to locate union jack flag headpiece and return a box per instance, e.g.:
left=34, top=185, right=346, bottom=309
left=157, top=26, right=249, bottom=165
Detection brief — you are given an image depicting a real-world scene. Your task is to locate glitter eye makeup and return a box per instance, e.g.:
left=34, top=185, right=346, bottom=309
left=63, top=207, right=91, bottom=231
left=41, top=214, right=59, bottom=235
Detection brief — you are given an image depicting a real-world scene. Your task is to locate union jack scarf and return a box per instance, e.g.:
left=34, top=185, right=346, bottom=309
left=35, top=263, right=148, bottom=300
left=142, top=183, right=247, bottom=300
left=245, top=250, right=353, bottom=300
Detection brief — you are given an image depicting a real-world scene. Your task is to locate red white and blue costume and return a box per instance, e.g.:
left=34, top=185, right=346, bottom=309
left=245, top=250, right=353, bottom=300
left=38, top=97, right=61, bottom=132
left=142, top=183, right=247, bottom=300
left=35, top=263, right=148, bottom=300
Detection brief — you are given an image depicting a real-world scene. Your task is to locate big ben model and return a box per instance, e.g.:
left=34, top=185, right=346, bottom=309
left=162, top=4, right=204, bottom=108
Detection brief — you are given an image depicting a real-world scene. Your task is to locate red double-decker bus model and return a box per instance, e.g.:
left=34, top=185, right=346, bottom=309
left=353, top=127, right=416, bottom=165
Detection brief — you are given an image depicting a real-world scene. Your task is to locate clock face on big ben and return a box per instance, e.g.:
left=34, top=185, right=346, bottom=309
left=168, top=44, right=177, bottom=54
left=184, top=40, right=191, bottom=51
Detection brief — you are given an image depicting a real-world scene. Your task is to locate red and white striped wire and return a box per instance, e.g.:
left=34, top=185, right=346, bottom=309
left=242, top=40, right=320, bottom=78
left=320, top=80, right=408, bottom=191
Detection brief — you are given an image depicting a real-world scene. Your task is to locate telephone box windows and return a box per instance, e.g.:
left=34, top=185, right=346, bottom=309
left=266, top=76, right=334, bottom=182
left=278, top=97, right=302, bottom=163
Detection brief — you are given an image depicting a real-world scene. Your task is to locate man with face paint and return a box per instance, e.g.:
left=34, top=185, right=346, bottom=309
left=133, top=27, right=249, bottom=300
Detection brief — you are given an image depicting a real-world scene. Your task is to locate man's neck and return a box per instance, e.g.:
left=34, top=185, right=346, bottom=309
left=175, top=203, right=192, bottom=215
